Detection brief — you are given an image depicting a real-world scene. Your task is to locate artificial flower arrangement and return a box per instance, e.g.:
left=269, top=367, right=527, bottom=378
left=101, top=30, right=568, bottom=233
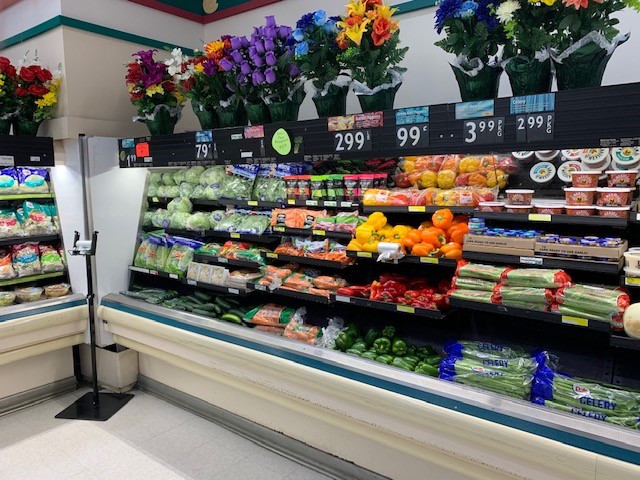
left=0, top=57, right=17, bottom=134
left=434, top=0, right=506, bottom=101
left=126, top=50, right=184, bottom=135
left=167, top=39, right=246, bottom=129
left=13, top=53, right=61, bottom=136
left=336, top=0, right=408, bottom=112
left=292, top=10, right=350, bottom=117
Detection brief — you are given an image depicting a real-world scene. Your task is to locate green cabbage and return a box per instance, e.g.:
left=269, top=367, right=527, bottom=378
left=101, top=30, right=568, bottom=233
left=167, top=197, right=193, bottom=213
left=169, top=212, right=191, bottom=229
left=186, top=212, right=210, bottom=232
left=186, top=166, right=205, bottom=184
left=162, top=172, right=176, bottom=186
left=172, top=169, right=186, bottom=185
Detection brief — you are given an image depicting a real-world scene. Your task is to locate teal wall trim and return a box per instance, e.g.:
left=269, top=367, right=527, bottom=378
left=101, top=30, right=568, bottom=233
left=0, top=15, right=194, bottom=54
left=396, top=0, right=438, bottom=14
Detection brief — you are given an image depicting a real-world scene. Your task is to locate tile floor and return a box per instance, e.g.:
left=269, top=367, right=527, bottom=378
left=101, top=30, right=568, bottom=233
left=0, top=388, right=334, bottom=480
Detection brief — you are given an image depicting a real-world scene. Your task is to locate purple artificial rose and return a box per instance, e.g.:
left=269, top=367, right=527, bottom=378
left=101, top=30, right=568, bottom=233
left=249, top=46, right=257, bottom=58
left=288, top=63, right=300, bottom=78
left=231, top=50, right=243, bottom=64
left=278, top=26, right=292, bottom=40
left=230, top=37, right=242, bottom=50
left=265, top=51, right=277, bottom=67
left=226, top=82, right=236, bottom=93
left=265, top=15, right=277, bottom=28
left=265, top=68, right=277, bottom=85
left=252, top=69, right=265, bottom=86
left=264, top=38, right=275, bottom=51
left=237, top=73, right=248, bottom=85
left=134, top=49, right=156, bottom=65
left=219, top=58, right=234, bottom=71
left=203, top=60, right=218, bottom=76
left=240, top=36, right=250, bottom=47
left=240, top=61, right=252, bottom=75
left=254, top=40, right=265, bottom=54
left=265, top=26, right=277, bottom=40
left=252, top=54, right=264, bottom=67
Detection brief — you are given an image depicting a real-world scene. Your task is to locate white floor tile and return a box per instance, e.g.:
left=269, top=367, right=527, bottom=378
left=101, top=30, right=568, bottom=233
left=140, top=423, right=210, bottom=463
left=166, top=440, right=246, bottom=479
left=284, top=463, right=335, bottom=480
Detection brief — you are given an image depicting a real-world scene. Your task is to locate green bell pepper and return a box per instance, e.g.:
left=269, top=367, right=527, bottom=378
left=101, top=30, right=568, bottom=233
left=344, top=323, right=360, bottom=339
left=416, top=345, right=436, bottom=360
left=381, top=326, right=397, bottom=339
left=373, top=337, right=391, bottom=355
left=345, top=348, right=363, bottom=356
left=335, top=332, right=354, bottom=352
left=351, top=342, right=367, bottom=353
left=375, top=354, right=394, bottom=365
left=360, top=350, right=378, bottom=360
left=424, top=354, right=442, bottom=366
left=391, top=338, right=407, bottom=356
left=364, top=328, right=381, bottom=347
left=406, top=345, right=417, bottom=357
left=392, top=357, right=415, bottom=371
left=415, top=363, right=439, bottom=377
left=404, top=355, right=420, bottom=365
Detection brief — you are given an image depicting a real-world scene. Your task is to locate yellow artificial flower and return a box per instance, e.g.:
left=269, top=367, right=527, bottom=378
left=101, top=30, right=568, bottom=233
left=530, top=0, right=556, bottom=4
left=146, top=84, right=164, bottom=97
left=194, top=63, right=205, bottom=73
left=0, top=78, right=4, bottom=87
left=345, top=18, right=371, bottom=45
left=376, top=4, right=398, bottom=21
left=36, top=92, right=57, bottom=108
left=347, top=0, right=367, bottom=17
left=128, top=84, right=135, bottom=92
left=50, top=78, right=61, bottom=94
left=204, top=40, right=225, bottom=57
left=174, top=90, right=185, bottom=104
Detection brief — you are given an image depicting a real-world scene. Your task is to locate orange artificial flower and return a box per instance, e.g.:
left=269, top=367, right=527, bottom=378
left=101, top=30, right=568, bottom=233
left=372, top=17, right=393, bottom=46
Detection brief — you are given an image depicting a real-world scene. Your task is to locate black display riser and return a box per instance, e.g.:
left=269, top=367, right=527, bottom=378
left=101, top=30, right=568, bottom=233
left=0, top=135, right=55, bottom=167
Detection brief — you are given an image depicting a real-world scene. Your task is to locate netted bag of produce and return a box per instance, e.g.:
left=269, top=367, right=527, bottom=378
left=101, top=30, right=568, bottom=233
left=532, top=366, right=640, bottom=426
left=448, top=288, right=494, bottom=304
left=493, top=285, right=555, bottom=305
left=0, top=168, right=19, bottom=194
left=439, top=356, right=533, bottom=400
left=220, top=164, right=258, bottom=200
left=451, top=276, right=496, bottom=292
left=501, top=268, right=571, bottom=288
left=556, top=284, right=629, bottom=317
left=12, top=242, right=42, bottom=277
left=164, top=237, right=203, bottom=277
left=237, top=211, right=270, bottom=235
left=456, top=261, right=511, bottom=282
left=186, top=212, right=210, bottom=232
left=0, top=209, right=23, bottom=238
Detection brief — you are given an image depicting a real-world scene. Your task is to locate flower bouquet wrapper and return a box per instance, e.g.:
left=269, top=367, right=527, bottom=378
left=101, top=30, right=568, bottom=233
left=315, top=77, right=351, bottom=99
left=352, top=68, right=402, bottom=97
left=132, top=103, right=182, bottom=123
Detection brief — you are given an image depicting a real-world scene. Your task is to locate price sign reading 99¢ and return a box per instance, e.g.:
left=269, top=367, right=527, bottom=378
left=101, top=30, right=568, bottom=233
left=396, top=123, right=429, bottom=149
left=516, top=113, right=555, bottom=142
left=463, top=117, right=505, bottom=145
left=334, top=129, right=372, bottom=153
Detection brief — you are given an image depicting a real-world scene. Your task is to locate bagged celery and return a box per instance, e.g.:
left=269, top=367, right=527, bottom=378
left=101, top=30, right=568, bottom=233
left=502, top=268, right=571, bottom=288
left=185, top=166, right=205, bottom=184
left=164, top=237, right=203, bottom=277
left=552, top=304, right=618, bottom=325
left=17, top=167, right=49, bottom=194
left=167, top=197, right=193, bottom=213
left=39, top=244, right=64, bottom=273
left=145, top=235, right=169, bottom=271
left=169, top=211, right=191, bottom=229
left=556, top=284, right=629, bottom=317
left=449, top=288, right=493, bottom=303
left=0, top=168, right=18, bottom=194
left=186, top=212, right=210, bottom=232
left=532, top=397, right=639, bottom=429
left=451, top=276, right=495, bottom=292
left=493, top=286, right=555, bottom=305
left=455, top=261, right=509, bottom=282
left=500, top=300, right=550, bottom=312
left=219, top=164, right=258, bottom=200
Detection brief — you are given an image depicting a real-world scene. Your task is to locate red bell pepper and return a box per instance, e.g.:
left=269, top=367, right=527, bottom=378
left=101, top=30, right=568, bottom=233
left=432, top=293, right=448, bottom=310
left=438, top=279, right=452, bottom=294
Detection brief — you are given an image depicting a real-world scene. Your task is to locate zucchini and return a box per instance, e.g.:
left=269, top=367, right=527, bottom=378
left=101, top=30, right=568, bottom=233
left=193, top=290, right=213, bottom=302
left=196, top=303, right=218, bottom=312
left=186, top=295, right=205, bottom=305
left=192, top=308, right=216, bottom=318
left=215, top=297, right=232, bottom=310
left=223, top=297, right=240, bottom=307
left=221, top=313, right=243, bottom=324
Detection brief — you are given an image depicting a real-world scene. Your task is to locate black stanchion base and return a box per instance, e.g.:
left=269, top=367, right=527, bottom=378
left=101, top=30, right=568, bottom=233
left=55, top=392, right=134, bottom=421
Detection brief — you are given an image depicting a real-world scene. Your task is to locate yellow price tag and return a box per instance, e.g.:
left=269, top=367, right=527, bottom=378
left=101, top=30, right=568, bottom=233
left=420, top=257, right=439, bottom=264
left=266, top=253, right=277, bottom=259
left=273, top=226, right=284, bottom=232
left=230, top=233, right=240, bottom=239
left=247, top=200, right=258, bottom=206
left=562, top=316, right=589, bottom=327
left=626, top=277, right=640, bottom=286
left=528, top=213, right=552, bottom=222
left=408, top=206, right=426, bottom=213
left=312, top=229, right=326, bottom=236
left=287, top=199, right=295, bottom=205
left=357, top=252, right=372, bottom=258
left=397, top=305, right=415, bottom=314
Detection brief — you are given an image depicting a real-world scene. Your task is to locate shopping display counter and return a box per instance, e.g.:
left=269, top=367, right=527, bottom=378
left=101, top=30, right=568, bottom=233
left=100, top=293, right=640, bottom=480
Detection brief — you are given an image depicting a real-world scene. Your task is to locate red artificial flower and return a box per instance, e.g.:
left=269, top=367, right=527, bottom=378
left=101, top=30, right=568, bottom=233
left=130, top=90, right=144, bottom=101
left=162, top=80, right=176, bottom=93
left=364, top=0, right=382, bottom=8
left=19, top=66, right=36, bottom=83
left=126, top=63, right=142, bottom=84
left=28, top=84, right=49, bottom=97
left=5, top=65, right=16, bottom=79
left=15, top=87, right=29, bottom=97
left=372, top=17, right=393, bottom=46
left=181, top=78, right=195, bottom=92
left=0, top=57, right=10, bottom=73
left=36, top=67, right=52, bottom=83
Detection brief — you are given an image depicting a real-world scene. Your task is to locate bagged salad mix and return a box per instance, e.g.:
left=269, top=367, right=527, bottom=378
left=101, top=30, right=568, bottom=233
left=12, top=242, right=42, bottom=277
left=0, top=168, right=19, bottom=194
left=219, top=165, right=258, bottom=200
left=0, top=248, right=15, bottom=280
left=0, top=209, right=23, bottom=238
left=20, top=201, right=54, bottom=235
left=39, top=244, right=64, bottom=273
left=17, top=168, right=49, bottom=194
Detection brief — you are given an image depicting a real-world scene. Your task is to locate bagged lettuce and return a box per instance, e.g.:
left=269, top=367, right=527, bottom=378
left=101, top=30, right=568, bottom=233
left=147, top=183, right=158, bottom=197
left=134, top=237, right=151, bottom=268
left=191, top=185, right=206, bottom=199
left=237, top=212, right=270, bottom=235
left=172, top=169, right=186, bottom=185
left=0, top=168, right=18, bottom=194
left=186, top=166, right=205, bottom=184
left=39, top=244, right=64, bottom=273
left=186, top=212, right=210, bottom=232
left=167, top=197, right=192, bottom=213
left=162, top=171, right=177, bottom=186
left=213, top=213, right=245, bottom=232
left=169, top=211, right=191, bottom=229
left=199, top=166, right=226, bottom=186
left=142, top=212, right=153, bottom=227
left=203, top=184, right=222, bottom=200
left=209, top=210, right=226, bottom=229
left=179, top=182, right=195, bottom=198
left=164, top=237, right=203, bottom=277
left=151, top=209, right=171, bottom=228
left=17, top=168, right=49, bottom=193
left=220, top=165, right=258, bottom=200
left=149, top=172, right=163, bottom=185
left=145, top=235, right=170, bottom=271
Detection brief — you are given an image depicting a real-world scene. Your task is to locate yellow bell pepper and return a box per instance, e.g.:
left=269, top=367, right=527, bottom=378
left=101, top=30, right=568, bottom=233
left=365, top=211, right=387, bottom=231
left=355, top=224, right=376, bottom=245
left=392, top=225, right=412, bottom=239
left=362, top=241, right=379, bottom=253
left=377, top=225, right=394, bottom=241
left=346, top=239, right=363, bottom=251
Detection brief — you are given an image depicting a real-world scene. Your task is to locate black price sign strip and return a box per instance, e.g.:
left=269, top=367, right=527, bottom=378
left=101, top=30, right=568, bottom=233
left=396, top=123, right=429, bottom=149
left=463, top=117, right=505, bottom=145
left=334, top=129, right=372, bottom=152
left=516, top=113, right=555, bottom=143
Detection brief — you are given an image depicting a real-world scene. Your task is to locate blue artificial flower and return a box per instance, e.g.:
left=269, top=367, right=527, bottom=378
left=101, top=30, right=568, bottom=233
left=292, top=28, right=305, bottom=42
left=296, top=12, right=315, bottom=30
left=324, top=19, right=337, bottom=34
left=475, top=0, right=500, bottom=30
left=456, top=1, right=478, bottom=19
left=434, top=0, right=463, bottom=33
left=313, top=10, right=327, bottom=27
left=295, top=41, right=310, bottom=56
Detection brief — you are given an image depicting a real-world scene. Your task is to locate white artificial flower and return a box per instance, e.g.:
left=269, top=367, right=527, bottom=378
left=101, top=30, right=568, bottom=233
left=165, top=48, right=188, bottom=78
left=496, top=0, right=521, bottom=24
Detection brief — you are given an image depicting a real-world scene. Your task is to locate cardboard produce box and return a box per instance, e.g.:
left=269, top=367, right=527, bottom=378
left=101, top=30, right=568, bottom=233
left=463, top=234, right=536, bottom=256
left=534, top=240, right=627, bottom=262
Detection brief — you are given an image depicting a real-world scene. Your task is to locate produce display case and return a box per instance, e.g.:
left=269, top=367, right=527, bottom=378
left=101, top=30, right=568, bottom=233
left=108, top=83, right=640, bottom=472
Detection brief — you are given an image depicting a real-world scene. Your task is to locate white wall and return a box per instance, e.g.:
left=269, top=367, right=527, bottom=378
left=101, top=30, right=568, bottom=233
left=0, top=0, right=61, bottom=41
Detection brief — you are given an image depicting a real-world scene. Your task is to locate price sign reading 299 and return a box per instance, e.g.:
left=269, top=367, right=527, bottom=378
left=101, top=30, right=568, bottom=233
left=334, top=129, right=372, bottom=153
left=463, top=117, right=505, bottom=145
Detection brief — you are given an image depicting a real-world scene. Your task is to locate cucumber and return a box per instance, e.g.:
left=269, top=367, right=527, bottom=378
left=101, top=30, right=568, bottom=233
left=196, top=303, right=218, bottom=312
left=223, top=297, right=240, bottom=307
left=186, top=295, right=205, bottom=305
left=192, top=308, right=217, bottom=318
left=221, top=313, right=243, bottom=324
left=215, top=297, right=232, bottom=311
left=193, top=290, right=213, bottom=302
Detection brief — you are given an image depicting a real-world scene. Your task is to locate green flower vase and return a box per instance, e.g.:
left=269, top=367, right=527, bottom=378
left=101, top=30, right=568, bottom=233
left=144, top=107, right=180, bottom=136
left=267, top=90, right=307, bottom=123
left=312, top=85, right=348, bottom=118
left=12, top=117, right=42, bottom=136
left=553, top=41, right=623, bottom=91
left=0, top=118, right=11, bottom=135
left=192, top=102, right=219, bottom=130
left=452, top=63, right=503, bottom=102
left=244, top=101, right=271, bottom=126
left=357, top=83, right=401, bottom=113
left=216, top=100, right=247, bottom=128
left=505, top=56, right=552, bottom=96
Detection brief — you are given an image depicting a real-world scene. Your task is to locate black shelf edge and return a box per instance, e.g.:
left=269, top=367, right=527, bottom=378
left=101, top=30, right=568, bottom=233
left=270, top=226, right=353, bottom=242
left=630, top=212, right=640, bottom=224
left=361, top=206, right=475, bottom=215
left=183, top=279, right=252, bottom=296
left=261, top=252, right=352, bottom=269
left=449, top=297, right=612, bottom=332
left=204, top=230, right=279, bottom=243
left=610, top=334, right=640, bottom=350
left=193, top=254, right=262, bottom=269
left=330, top=293, right=450, bottom=319
left=284, top=199, right=361, bottom=210
left=472, top=211, right=629, bottom=228
left=0, top=135, right=55, bottom=167
left=0, top=234, right=60, bottom=247
left=346, top=250, right=458, bottom=267
left=217, top=198, right=283, bottom=209
left=462, top=250, right=622, bottom=275
left=250, top=283, right=330, bottom=304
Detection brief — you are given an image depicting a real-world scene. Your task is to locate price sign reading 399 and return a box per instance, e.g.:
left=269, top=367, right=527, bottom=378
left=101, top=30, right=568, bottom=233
left=463, top=117, right=504, bottom=145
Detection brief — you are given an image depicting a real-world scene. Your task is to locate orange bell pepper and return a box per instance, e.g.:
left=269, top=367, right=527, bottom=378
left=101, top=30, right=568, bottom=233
left=420, top=230, right=444, bottom=248
left=418, top=220, right=433, bottom=230
left=432, top=208, right=454, bottom=230
left=448, top=223, right=470, bottom=244
left=402, top=229, right=422, bottom=250
left=451, top=215, right=468, bottom=226
left=444, top=248, right=463, bottom=260
left=440, top=242, right=462, bottom=254
left=412, top=242, right=435, bottom=257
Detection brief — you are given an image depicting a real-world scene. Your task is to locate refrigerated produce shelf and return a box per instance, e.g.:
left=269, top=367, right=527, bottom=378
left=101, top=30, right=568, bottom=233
left=330, top=293, right=452, bottom=319
left=262, top=252, right=351, bottom=269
